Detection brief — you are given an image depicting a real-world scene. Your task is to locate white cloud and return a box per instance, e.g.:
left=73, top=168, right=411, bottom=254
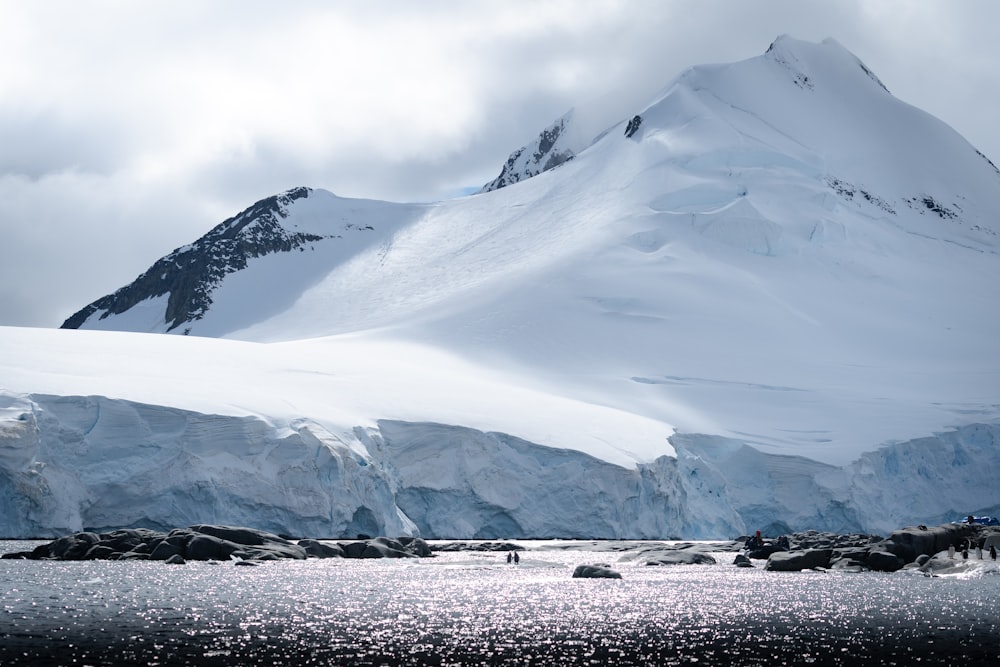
left=1, top=0, right=998, bottom=327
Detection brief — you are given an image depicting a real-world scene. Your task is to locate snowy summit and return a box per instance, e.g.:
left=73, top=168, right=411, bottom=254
left=3, top=36, right=999, bottom=540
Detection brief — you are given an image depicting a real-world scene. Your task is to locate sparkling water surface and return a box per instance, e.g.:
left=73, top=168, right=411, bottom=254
left=1, top=540, right=998, bottom=666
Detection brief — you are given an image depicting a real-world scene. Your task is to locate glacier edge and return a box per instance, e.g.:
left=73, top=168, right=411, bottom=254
left=1, top=392, right=998, bottom=539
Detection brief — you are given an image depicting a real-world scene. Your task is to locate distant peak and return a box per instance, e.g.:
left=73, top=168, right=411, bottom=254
left=765, top=35, right=889, bottom=94
left=481, top=109, right=579, bottom=193
left=61, top=185, right=326, bottom=333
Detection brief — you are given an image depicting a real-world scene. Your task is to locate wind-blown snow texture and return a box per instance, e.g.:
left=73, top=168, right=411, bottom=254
left=3, top=37, right=999, bottom=538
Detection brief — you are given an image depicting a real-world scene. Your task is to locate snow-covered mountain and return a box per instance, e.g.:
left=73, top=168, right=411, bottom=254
left=3, top=36, right=999, bottom=539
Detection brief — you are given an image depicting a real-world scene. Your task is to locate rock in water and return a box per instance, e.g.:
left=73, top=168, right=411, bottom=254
left=765, top=549, right=833, bottom=572
left=572, top=564, right=622, bottom=579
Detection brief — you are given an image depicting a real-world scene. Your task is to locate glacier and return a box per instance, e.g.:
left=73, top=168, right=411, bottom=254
left=3, top=36, right=1000, bottom=538
left=4, top=386, right=998, bottom=539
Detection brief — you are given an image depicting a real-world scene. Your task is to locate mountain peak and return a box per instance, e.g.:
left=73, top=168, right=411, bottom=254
left=763, top=34, right=890, bottom=93
left=480, top=108, right=581, bottom=192
left=61, top=186, right=327, bottom=333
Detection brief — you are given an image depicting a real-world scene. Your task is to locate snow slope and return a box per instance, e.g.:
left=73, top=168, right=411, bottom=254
left=4, top=36, right=1000, bottom=538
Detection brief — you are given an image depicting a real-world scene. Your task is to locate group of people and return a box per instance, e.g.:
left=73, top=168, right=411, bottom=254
left=743, top=531, right=789, bottom=550
left=505, top=550, right=520, bottom=564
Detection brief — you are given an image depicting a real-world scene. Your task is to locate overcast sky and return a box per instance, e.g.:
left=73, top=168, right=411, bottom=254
left=2, top=0, right=998, bottom=328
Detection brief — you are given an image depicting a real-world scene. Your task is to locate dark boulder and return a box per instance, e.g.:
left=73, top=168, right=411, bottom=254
left=616, top=541, right=728, bottom=566
left=765, top=548, right=833, bottom=572
left=165, top=554, right=186, bottom=565
left=238, top=543, right=306, bottom=560
left=30, top=542, right=55, bottom=559
left=361, top=538, right=414, bottom=559
left=186, top=534, right=241, bottom=561
left=829, top=554, right=866, bottom=571
left=644, top=551, right=717, bottom=565
left=49, top=532, right=101, bottom=560
left=733, top=554, right=753, bottom=567
left=573, top=564, right=622, bottom=579
left=431, top=541, right=524, bottom=552
left=832, top=547, right=870, bottom=562
left=149, top=541, right=183, bottom=561
left=298, top=539, right=344, bottom=559
left=189, top=525, right=306, bottom=560
left=397, top=537, right=432, bottom=557
left=787, top=530, right=882, bottom=551
left=746, top=543, right=787, bottom=560
left=97, top=529, right=147, bottom=553
left=83, top=545, right=117, bottom=561
left=866, top=550, right=904, bottom=572
left=189, top=524, right=289, bottom=547
left=340, top=541, right=369, bottom=558
left=876, top=523, right=976, bottom=564
left=336, top=537, right=431, bottom=559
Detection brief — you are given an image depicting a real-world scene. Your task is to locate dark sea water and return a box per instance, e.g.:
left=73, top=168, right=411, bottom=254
left=1, top=540, right=998, bottom=666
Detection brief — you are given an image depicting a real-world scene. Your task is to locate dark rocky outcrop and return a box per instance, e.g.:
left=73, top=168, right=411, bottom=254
left=877, top=523, right=977, bottom=564
left=865, top=550, right=904, bottom=572
left=431, top=541, right=525, bottom=552
left=615, top=541, right=733, bottom=566
left=360, top=537, right=416, bottom=559
left=745, top=543, right=787, bottom=560
left=765, top=548, right=833, bottom=572
left=61, top=187, right=326, bottom=333
left=758, top=523, right=996, bottom=572
left=624, top=115, right=642, bottom=139
left=481, top=113, right=576, bottom=193
left=298, top=539, right=345, bottom=559
left=1, top=525, right=433, bottom=563
left=644, top=551, right=716, bottom=565
left=572, top=564, right=622, bottom=579
left=397, top=536, right=432, bottom=557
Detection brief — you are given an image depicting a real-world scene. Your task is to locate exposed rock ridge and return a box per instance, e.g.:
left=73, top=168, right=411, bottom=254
left=480, top=111, right=577, bottom=192
left=61, top=186, right=325, bottom=333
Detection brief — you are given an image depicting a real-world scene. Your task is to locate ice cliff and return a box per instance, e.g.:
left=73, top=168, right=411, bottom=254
left=3, top=392, right=998, bottom=539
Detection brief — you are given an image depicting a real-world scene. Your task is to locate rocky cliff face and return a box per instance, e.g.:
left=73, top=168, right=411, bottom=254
left=61, top=187, right=326, bottom=333
left=480, top=110, right=578, bottom=192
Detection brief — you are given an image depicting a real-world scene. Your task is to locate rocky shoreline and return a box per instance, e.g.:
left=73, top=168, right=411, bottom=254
left=3, top=522, right=998, bottom=574
left=0, top=525, right=432, bottom=564
left=750, top=522, right=998, bottom=572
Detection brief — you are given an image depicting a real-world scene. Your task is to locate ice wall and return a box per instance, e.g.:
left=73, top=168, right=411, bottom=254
left=0, top=394, right=414, bottom=538
left=2, top=392, right=998, bottom=539
left=843, top=423, right=1000, bottom=534
left=363, top=420, right=709, bottom=539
